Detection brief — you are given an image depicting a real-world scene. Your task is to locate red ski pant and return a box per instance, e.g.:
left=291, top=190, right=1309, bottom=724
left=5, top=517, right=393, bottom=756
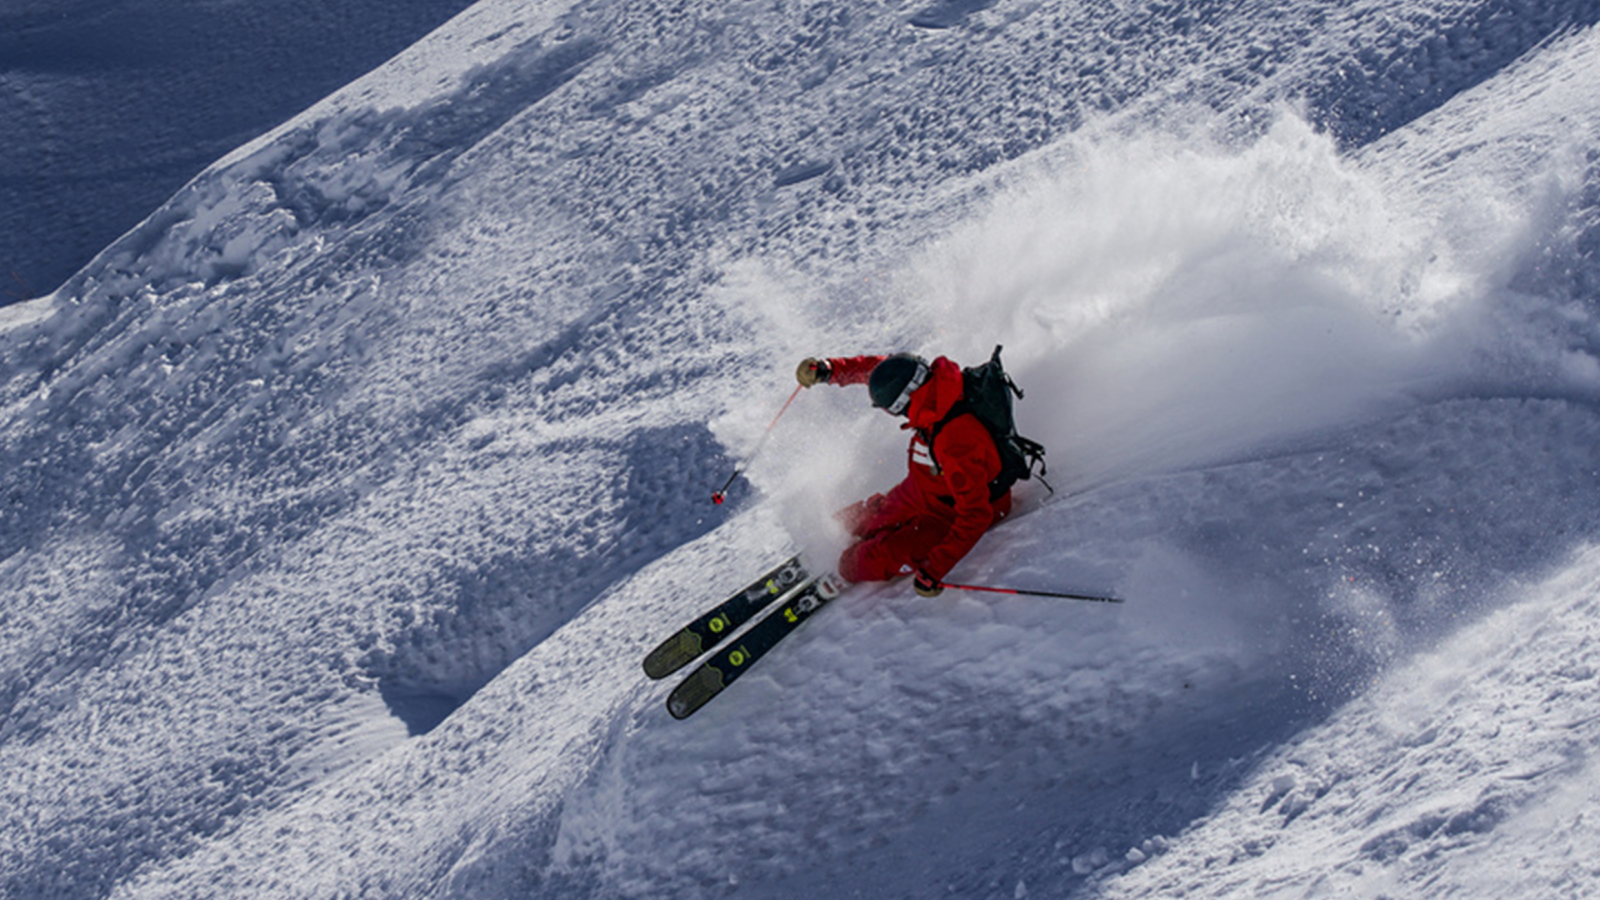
left=835, top=487, right=1010, bottom=583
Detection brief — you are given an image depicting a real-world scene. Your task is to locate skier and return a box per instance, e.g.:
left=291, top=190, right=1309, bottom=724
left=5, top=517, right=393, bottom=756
left=796, top=352, right=1012, bottom=597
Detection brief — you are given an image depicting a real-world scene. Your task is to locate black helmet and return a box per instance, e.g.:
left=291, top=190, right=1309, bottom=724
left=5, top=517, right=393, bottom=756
left=868, top=354, right=929, bottom=415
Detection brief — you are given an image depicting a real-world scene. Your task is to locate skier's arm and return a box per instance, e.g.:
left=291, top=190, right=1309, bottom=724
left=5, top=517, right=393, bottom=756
left=920, top=417, right=1002, bottom=581
left=796, top=355, right=886, bottom=387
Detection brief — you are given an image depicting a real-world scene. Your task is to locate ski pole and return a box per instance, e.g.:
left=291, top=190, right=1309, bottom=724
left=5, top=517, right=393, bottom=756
left=711, top=384, right=804, bottom=505
left=941, top=582, right=1124, bottom=604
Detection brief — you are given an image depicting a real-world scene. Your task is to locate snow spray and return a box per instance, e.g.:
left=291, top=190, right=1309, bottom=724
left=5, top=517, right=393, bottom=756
left=712, top=385, right=804, bottom=504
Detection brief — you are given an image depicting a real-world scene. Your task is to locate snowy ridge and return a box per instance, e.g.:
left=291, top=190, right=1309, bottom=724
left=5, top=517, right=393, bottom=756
left=3, top=1, right=1600, bottom=899
left=0, top=0, right=483, bottom=303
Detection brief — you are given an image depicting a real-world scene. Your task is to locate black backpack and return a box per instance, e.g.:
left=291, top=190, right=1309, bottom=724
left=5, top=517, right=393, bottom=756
left=925, top=345, right=1051, bottom=501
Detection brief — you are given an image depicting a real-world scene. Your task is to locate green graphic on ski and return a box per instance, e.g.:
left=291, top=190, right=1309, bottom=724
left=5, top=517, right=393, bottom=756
left=667, top=572, right=846, bottom=720
left=642, top=554, right=809, bottom=680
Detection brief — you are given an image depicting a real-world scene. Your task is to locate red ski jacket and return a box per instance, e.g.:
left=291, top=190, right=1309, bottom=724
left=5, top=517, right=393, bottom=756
left=826, top=355, right=1009, bottom=580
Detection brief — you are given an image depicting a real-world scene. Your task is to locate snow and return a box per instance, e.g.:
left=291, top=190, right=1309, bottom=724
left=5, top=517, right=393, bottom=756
left=1098, top=543, right=1600, bottom=899
left=3, top=1, right=1600, bottom=899
left=0, top=0, right=481, bottom=302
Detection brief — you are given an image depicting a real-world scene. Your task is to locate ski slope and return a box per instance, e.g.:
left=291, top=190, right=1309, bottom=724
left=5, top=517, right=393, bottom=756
left=3, top=1, right=1600, bottom=898
left=0, top=0, right=479, bottom=303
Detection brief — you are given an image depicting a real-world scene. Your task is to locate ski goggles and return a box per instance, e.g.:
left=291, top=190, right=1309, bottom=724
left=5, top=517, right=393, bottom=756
left=884, top=361, right=929, bottom=416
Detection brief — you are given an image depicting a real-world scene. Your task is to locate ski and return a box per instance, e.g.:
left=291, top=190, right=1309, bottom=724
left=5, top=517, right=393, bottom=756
left=667, top=571, right=847, bottom=720
left=642, top=554, right=809, bottom=680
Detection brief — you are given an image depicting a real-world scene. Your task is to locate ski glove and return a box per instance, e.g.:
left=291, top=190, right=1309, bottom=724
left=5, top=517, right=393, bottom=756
left=796, top=357, right=832, bottom=387
left=914, top=569, right=944, bottom=598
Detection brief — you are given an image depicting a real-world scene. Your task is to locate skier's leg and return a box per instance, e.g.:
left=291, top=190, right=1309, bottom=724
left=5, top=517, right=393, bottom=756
left=836, top=479, right=922, bottom=539
left=834, top=494, right=887, bottom=537
left=838, top=514, right=951, bottom=582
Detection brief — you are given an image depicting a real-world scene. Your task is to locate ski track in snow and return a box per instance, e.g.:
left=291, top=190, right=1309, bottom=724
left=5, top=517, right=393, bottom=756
left=2, top=1, right=1600, bottom=899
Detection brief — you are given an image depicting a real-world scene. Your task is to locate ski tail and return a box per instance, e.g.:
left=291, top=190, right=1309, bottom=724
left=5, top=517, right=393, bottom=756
left=642, top=554, right=808, bottom=679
